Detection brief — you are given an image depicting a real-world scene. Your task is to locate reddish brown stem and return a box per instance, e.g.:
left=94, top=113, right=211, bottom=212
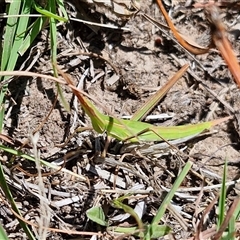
left=206, top=5, right=240, bottom=88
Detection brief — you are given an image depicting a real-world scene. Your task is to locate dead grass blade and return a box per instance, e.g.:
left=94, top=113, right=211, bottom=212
left=206, top=5, right=240, bottom=88
left=156, top=0, right=210, bottom=55
left=196, top=195, right=219, bottom=240
left=131, top=64, right=189, bottom=121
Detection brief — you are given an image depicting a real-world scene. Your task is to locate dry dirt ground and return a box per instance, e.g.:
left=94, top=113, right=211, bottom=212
left=1, top=1, right=240, bottom=239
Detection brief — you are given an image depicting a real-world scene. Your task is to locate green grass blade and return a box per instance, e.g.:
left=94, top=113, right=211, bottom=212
left=18, top=16, right=47, bottom=56
left=150, top=161, right=192, bottom=225
left=19, top=0, right=67, bottom=56
left=0, top=223, right=9, bottom=240
left=113, top=195, right=144, bottom=231
left=227, top=198, right=240, bottom=240
left=49, top=0, right=70, bottom=112
left=0, top=0, right=32, bottom=131
left=49, top=0, right=57, bottom=69
left=218, top=159, right=227, bottom=229
left=4, top=1, right=31, bottom=73
left=1, top=1, right=21, bottom=72
left=227, top=217, right=235, bottom=240
left=86, top=206, right=108, bottom=226
left=108, top=225, right=171, bottom=238
left=143, top=161, right=192, bottom=239
left=0, top=1, right=22, bottom=131
left=33, top=2, right=67, bottom=22
left=56, top=0, right=68, bottom=20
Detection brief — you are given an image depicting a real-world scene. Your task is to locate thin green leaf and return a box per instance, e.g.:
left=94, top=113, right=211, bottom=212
left=1, top=0, right=21, bottom=72
left=56, top=0, right=68, bottom=20
left=218, top=159, right=227, bottom=228
left=18, top=16, right=47, bottom=56
left=33, top=2, right=67, bottom=22
left=86, top=206, right=108, bottom=226
left=0, top=223, right=9, bottom=240
left=0, top=0, right=32, bottom=131
left=108, top=226, right=142, bottom=236
left=151, top=161, right=192, bottom=225
left=146, top=224, right=171, bottom=239
left=107, top=224, right=170, bottom=238
left=0, top=1, right=21, bottom=131
left=4, top=0, right=31, bottom=72
left=113, top=194, right=144, bottom=231
left=228, top=198, right=240, bottom=240
left=49, top=0, right=70, bottom=112
left=143, top=161, right=192, bottom=239
left=226, top=217, right=235, bottom=240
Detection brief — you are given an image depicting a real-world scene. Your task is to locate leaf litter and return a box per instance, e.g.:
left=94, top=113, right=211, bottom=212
left=1, top=1, right=240, bottom=239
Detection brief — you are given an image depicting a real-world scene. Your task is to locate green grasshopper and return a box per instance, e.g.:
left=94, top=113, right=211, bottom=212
left=57, top=65, right=230, bottom=145
left=0, top=67, right=230, bottom=146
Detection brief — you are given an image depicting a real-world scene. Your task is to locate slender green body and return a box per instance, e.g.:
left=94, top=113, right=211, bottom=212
left=60, top=66, right=229, bottom=144
left=80, top=95, right=221, bottom=143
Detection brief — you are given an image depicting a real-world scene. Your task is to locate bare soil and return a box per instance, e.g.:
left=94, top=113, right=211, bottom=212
left=1, top=1, right=240, bottom=239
